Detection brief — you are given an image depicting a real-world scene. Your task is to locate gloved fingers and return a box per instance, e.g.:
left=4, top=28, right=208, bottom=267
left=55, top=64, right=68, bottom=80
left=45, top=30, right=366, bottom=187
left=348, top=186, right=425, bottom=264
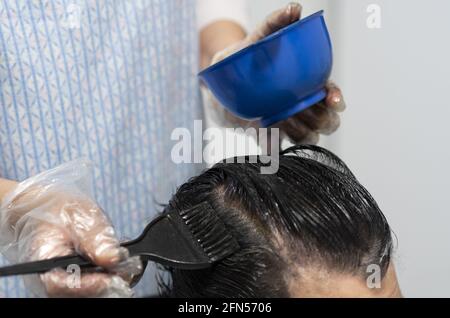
left=277, top=117, right=320, bottom=145
left=294, top=103, right=341, bottom=135
left=14, top=159, right=94, bottom=197
left=14, top=193, right=123, bottom=269
left=210, top=41, right=247, bottom=66
left=9, top=186, right=124, bottom=269
left=1, top=159, right=93, bottom=213
left=23, top=222, right=73, bottom=262
left=210, top=3, right=302, bottom=64
left=0, top=185, right=57, bottom=228
left=25, top=223, right=141, bottom=297
left=64, top=198, right=122, bottom=269
left=112, top=255, right=144, bottom=284
left=97, top=275, right=134, bottom=298
left=325, top=82, right=346, bottom=112
left=63, top=198, right=142, bottom=276
left=41, top=270, right=131, bottom=298
left=0, top=160, right=137, bottom=297
left=247, top=2, right=302, bottom=43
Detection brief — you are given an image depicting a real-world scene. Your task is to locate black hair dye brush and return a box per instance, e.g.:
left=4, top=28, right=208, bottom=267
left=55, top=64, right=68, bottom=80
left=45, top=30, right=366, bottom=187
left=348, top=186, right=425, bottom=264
left=0, top=202, right=239, bottom=278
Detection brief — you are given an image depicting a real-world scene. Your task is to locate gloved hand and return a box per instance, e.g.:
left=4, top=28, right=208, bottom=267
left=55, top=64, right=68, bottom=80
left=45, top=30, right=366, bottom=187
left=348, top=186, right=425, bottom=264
left=207, top=2, right=346, bottom=144
left=0, top=160, right=143, bottom=298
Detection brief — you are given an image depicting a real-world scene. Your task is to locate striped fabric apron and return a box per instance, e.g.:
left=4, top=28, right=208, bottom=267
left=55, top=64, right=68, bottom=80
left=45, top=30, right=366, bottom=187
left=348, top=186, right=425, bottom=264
left=0, top=0, right=203, bottom=297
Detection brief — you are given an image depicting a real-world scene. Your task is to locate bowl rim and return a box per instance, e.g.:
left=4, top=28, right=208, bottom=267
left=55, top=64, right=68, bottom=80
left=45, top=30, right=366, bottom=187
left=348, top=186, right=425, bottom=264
left=198, top=10, right=325, bottom=76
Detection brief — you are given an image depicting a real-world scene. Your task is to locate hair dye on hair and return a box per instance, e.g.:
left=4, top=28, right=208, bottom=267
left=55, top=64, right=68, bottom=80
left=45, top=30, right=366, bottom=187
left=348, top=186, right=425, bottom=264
left=160, top=145, right=393, bottom=298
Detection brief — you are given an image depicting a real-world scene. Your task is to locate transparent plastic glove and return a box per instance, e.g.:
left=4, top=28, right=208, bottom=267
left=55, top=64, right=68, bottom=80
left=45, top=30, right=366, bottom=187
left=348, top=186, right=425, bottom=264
left=206, top=2, right=346, bottom=144
left=0, top=160, right=143, bottom=298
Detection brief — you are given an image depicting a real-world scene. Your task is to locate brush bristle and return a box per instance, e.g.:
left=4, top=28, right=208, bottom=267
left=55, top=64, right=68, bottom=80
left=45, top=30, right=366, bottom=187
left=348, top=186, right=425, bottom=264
left=179, top=202, right=239, bottom=263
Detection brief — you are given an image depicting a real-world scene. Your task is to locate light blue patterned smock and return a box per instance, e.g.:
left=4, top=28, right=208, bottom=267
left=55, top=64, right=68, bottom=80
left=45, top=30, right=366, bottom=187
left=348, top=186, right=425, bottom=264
left=0, top=0, right=203, bottom=297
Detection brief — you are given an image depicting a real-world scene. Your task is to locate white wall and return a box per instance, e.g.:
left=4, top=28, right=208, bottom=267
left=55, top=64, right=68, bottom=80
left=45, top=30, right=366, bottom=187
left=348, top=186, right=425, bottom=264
left=248, top=0, right=450, bottom=297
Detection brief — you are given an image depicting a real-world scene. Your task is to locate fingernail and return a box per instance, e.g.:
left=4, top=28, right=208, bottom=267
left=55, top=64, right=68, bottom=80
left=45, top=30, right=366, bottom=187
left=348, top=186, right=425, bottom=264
left=118, top=247, right=130, bottom=260
left=287, top=2, right=301, bottom=10
left=99, top=247, right=122, bottom=265
left=332, top=95, right=346, bottom=111
left=287, top=2, right=302, bottom=20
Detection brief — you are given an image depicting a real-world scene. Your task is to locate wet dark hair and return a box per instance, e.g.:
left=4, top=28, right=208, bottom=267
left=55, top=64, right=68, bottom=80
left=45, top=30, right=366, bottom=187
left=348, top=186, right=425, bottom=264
left=162, top=145, right=393, bottom=297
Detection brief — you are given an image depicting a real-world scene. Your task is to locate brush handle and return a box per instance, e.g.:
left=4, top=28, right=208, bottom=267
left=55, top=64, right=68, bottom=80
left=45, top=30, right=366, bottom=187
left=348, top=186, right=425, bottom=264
left=0, top=241, right=139, bottom=278
left=0, top=255, right=92, bottom=277
left=0, top=206, right=237, bottom=277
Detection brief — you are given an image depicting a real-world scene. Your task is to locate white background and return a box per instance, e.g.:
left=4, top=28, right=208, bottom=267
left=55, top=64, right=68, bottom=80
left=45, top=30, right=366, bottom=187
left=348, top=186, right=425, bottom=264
left=246, top=0, right=450, bottom=297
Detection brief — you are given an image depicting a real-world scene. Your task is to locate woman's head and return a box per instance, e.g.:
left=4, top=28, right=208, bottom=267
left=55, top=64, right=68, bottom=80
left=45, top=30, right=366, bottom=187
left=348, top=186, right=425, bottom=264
left=163, top=145, right=401, bottom=297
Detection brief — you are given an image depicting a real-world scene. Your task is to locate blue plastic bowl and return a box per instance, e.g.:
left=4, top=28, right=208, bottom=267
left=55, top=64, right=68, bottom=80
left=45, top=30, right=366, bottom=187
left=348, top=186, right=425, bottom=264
left=199, top=10, right=333, bottom=127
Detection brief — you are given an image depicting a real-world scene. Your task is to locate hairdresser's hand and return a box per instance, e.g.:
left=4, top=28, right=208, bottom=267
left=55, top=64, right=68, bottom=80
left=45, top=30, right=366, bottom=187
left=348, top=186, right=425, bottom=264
left=0, top=161, right=142, bottom=298
left=208, top=2, right=346, bottom=144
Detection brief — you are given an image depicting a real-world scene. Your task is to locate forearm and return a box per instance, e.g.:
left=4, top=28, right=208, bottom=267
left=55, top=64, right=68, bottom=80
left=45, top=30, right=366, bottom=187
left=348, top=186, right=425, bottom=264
left=200, top=20, right=247, bottom=69
left=0, top=178, right=19, bottom=233
left=0, top=178, right=17, bottom=203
